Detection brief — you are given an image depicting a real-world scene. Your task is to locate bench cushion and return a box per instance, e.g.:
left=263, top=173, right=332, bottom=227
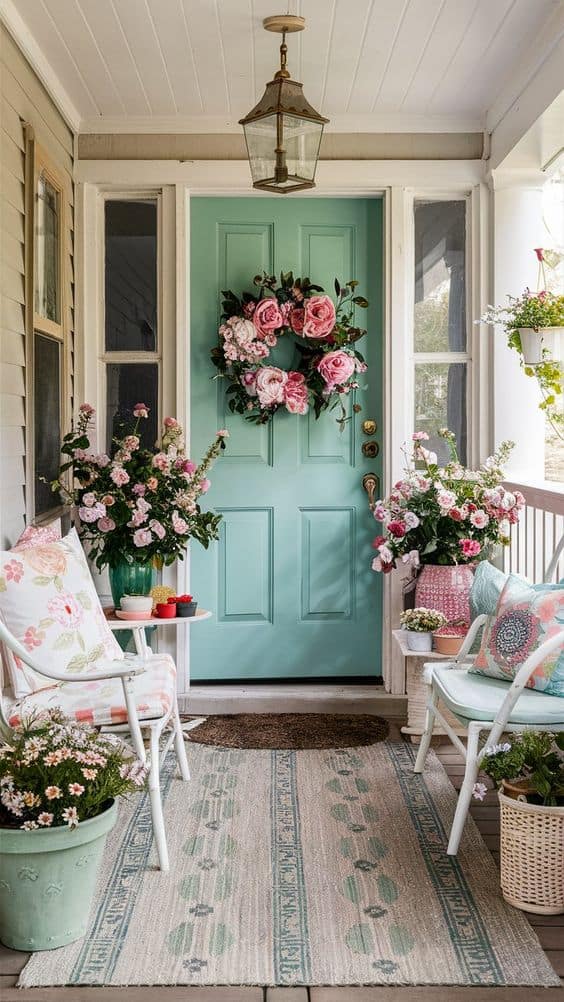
left=432, top=665, right=564, bottom=725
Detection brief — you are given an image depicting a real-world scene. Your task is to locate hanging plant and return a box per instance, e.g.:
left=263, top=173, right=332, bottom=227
left=479, top=249, right=564, bottom=440
left=210, top=272, right=369, bottom=429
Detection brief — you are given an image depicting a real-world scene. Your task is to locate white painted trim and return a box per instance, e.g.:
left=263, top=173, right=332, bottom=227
left=173, top=184, right=191, bottom=692
left=486, top=6, right=564, bottom=171
left=0, top=0, right=82, bottom=132
left=75, top=159, right=485, bottom=191
left=78, top=113, right=485, bottom=136
left=469, top=183, right=493, bottom=462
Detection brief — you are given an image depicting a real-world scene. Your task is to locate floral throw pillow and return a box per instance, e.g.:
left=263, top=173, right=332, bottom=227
left=0, top=528, right=123, bottom=697
left=471, top=575, right=564, bottom=697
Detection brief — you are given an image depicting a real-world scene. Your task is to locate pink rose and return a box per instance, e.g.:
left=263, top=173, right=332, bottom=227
left=241, top=370, right=258, bottom=396
left=163, top=417, right=178, bottom=428
left=132, top=484, right=146, bottom=496
left=199, top=478, right=211, bottom=493
left=302, top=295, right=336, bottom=339
left=97, top=516, right=115, bottom=532
left=110, top=467, right=129, bottom=487
left=412, top=431, right=429, bottom=442
left=152, top=452, right=169, bottom=472
left=172, top=511, right=189, bottom=535
left=79, top=403, right=95, bottom=417
left=149, top=519, right=166, bottom=540
left=459, top=538, right=481, bottom=558
left=256, top=367, right=288, bottom=408
left=289, top=307, right=305, bottom=333
left=253, top=298, right=283, bottom=340
left=283, top=372, right=309, bottom=415
left=123, top=435, right=139, bottom=451
left=387, top=520, right=407, bottom=538
left=317, top=350, right=356, bottom=389
left=133, top=403, right=149, bottom=418
left=181, top=459, right=197, bottom=475
left=133, top=528, right=152, bottom=547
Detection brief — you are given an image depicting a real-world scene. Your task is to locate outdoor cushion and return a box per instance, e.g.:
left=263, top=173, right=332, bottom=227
left=432, top=665, right=564, bottom=725
left=7, top=653, right=176, bottom=728
left=470, top=574, right=564, bottom=697
left=0, top=527, right=123, bottom=697
left=469, top=561, right=508, bottom=619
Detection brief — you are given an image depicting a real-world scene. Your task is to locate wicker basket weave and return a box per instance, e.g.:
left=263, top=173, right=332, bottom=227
left=499, top=790, right=564, bottom=915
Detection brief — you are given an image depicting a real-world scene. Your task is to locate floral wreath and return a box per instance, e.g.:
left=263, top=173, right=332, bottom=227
left=210, top=272, right=369, bottom=427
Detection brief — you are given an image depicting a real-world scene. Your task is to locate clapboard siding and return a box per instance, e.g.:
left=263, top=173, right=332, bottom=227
left=0, top=23, right=75, bottom=547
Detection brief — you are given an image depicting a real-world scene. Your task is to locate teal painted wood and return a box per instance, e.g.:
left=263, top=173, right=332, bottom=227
left=190, top=197, right=383, bottom=680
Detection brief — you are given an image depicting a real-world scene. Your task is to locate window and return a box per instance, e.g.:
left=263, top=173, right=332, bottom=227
left=413, top=199, right=469, bottom=464
left=26, top=135, right=68, bottom=520
left=103, top=199, right=159, bottom=453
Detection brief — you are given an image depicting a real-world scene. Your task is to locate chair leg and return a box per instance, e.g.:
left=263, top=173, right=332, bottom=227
left=447, top=721, right=482, bottom=856
left=172, top=702, right=190, bottom=781
left=148, top=725, right=169, bottom=872
left=414, top=687, right=439, bottom=773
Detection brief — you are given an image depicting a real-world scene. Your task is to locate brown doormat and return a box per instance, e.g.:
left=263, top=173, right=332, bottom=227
left=184, top=712, right=389, bottom=749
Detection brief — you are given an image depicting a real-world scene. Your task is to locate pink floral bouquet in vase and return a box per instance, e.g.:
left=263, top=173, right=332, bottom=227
left=210, top=271, right=369, bottom=429
left=52, top=404, right=228, bottom=571
left=371, top=429, right=524, bottom=575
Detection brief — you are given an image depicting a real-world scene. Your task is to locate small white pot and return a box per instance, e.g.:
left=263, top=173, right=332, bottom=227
left=406, top=630, right=433, bottom=652
left=518, top=327, right=564, bottom=365
left=120, top=594, right=153, bottom=613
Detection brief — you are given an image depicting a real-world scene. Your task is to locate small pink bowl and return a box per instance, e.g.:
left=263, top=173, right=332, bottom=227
left=115, top=610, right=154, bottom=622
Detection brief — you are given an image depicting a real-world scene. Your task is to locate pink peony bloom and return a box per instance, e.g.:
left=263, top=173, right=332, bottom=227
left=149, top=519, right=166, bottom=540
left=284, top=372, right=309, bottom=415
left=289, top=306, right=305, bottom=333
left=436, top=489, right=457, bottom=511
left=302, top=295, right=336, bottom=339
left=253, top=298, right=283, bottom=339
left=133, top=528, right=152, bottom=547
left=132, top=483, right=146, bottom=496
left=79, top=503, right=105, bottom=523
left=110, top=467, right=130, bottom=487
left=199, top=478, right=211, bottom=493
left=372, top=535, right=386, bottom=549
left=123, top=435, right=139, bottom=451
left=373, top=501, right=387, bottom=521
left=97, top=516, right=116, bottom=533
left=470, top=509, right=489, bottom=529
left=130, top=509, right=148, bottom=528
left=133, top=403, right=149, bottom=418
left=412, top=431, right=429, bottom=442
left=387, top=520, right=407, bottom=538
left=241, top=370, right=258, bottom=397
left=317, top=350, right=356, bottom=389
left=152, top=452, right=169, bottom=472
left=256, top=367, right=288, bottom=408
left=460, top=538, right=481, bottom=558
left=172, top=511, right=189, bottom=535
left=403, top=511, right=420, bottom=530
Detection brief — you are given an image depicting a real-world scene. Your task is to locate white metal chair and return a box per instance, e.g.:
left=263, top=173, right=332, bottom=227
left=0, top=616, right=190, bottom=873
left=414, top=539, right=564, bottom=856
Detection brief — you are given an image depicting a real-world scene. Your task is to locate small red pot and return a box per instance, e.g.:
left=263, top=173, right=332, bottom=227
left=156, top=602, right=176, bottom=618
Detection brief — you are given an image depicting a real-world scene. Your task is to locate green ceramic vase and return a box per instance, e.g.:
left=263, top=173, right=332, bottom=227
left=0, top=801, right=117, bottom=951
left=108, top=559, right=155, bottom=610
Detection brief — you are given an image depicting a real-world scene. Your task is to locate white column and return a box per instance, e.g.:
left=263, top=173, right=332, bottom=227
left=491, top=175, right=546, bottom=480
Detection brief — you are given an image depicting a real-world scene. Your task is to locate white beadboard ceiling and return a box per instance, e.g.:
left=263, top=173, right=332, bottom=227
left=3, top=0, right=563, bottom=134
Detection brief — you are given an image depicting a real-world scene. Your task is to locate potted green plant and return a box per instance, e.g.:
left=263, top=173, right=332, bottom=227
left=0, top=708, right=147, bottom=950
left=399, top=608, right=446, bottom=652
left=479, top=249, right=564, bottom=439
left=474, top=732, right=564, bottom=914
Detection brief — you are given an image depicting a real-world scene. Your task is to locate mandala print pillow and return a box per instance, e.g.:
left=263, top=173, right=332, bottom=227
left=0, top=527, right=123, bottom=697
left=471, top=574, right=564, bottom=696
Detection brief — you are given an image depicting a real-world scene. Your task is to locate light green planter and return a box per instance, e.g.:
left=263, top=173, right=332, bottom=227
left=0, top=801, right=117, bottom=951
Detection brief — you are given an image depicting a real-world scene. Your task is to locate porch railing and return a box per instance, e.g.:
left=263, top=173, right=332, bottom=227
left=502, top=481, right=564, bottom=583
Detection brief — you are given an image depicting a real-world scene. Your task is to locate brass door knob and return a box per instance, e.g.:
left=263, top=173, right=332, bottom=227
left=362, top=473, right=379, bottom=509
left=362, top=419, right=377, bottom=436
left=362, top=441, right=379, bottom=458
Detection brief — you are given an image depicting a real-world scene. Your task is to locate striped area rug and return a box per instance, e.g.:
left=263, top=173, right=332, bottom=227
left=18, top=742, right=559, bottom=988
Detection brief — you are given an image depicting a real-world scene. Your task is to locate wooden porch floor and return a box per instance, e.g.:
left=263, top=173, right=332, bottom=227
left=1, top=726, right=563, bottom=1002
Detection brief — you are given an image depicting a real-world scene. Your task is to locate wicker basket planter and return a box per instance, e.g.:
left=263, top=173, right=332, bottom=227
left=499, top=789, right=564, bottom=915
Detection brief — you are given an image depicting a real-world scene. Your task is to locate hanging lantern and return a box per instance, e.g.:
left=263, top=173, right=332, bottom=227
left=239, top=15, right=329, bottom=194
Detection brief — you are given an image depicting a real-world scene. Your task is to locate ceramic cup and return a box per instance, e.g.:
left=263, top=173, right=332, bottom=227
left=156, top=602, right=176, bottom=619
left=120, top=595, right=153, bottom=614
left=176, top=601, right=198, bottom=618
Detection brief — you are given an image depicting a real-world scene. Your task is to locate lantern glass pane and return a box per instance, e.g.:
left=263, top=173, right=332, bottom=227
left=243, top=114, right=324, bottom=186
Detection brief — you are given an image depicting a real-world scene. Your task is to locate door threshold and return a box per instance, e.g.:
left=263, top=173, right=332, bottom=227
left=181, top=683, right=407, bottom=720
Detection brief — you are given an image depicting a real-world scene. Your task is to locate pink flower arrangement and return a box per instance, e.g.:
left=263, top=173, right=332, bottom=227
left=371, top=430, right=522, bottom=574
left=0, top=708, right=146, bottom=830
left=53, top=405, right=227, bottom=571
left=212, top=271, right=369, bottom=428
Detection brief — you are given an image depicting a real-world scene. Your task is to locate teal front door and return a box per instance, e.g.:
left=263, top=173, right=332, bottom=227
left=190, top=197, right=382, bottom=681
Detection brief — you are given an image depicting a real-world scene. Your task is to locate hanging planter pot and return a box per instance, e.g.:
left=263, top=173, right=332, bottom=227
left=518, top=327, right=564, bottom=365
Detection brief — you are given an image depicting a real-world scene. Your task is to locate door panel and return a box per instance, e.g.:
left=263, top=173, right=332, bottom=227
left=190, top=197, right=383, bottom=680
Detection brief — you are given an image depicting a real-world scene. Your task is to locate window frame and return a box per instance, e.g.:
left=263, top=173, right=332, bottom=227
left=24, top=127, right=70, bottom=524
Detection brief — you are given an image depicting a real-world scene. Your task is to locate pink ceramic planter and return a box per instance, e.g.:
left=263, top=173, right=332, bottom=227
left=415, top=564, right=474, bottom=626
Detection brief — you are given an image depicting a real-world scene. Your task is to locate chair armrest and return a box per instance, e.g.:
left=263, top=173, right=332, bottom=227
left=454, top=614, right=488, bottom=663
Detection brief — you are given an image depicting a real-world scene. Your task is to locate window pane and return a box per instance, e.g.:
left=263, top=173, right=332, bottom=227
left=414, top=362, right=467, bottom=464
left=106, top=363, right=158, bottom=453
left=34, top=333, right=61, bottom=515
left=35, top=174, right=60, bottom=324
left=105, top=200, right=157, bottom=352
left=414, top=200, right=466, bottom=353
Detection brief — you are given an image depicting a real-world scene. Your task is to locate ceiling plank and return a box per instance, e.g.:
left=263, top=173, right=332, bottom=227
left=401, top=0, right=478, bottom=113
left=78, top=0, right=152, bottom=116
left=182, top=0, right=230, bottom=115
left=376, top=0, right=444, bottom=111
left=147, top=0, right=204, bottom=115
left=110, top=0, right=177, bottom=115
